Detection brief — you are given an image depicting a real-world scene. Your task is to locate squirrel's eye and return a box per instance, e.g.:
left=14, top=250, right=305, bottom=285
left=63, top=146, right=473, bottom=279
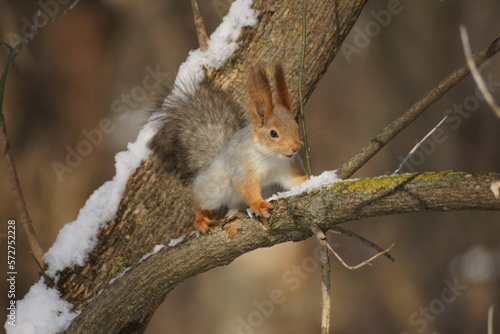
left=270, top=130, right=279, bottom=138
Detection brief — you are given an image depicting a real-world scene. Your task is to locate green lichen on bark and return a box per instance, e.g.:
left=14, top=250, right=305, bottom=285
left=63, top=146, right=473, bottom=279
left=327, top=171, right=467, bottom=195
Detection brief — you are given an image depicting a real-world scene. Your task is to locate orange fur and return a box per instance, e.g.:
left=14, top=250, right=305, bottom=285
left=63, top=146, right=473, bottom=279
left=234, top=166, right=273, bottom=218
left=247, top=65, right=273, bottom=124
left=193, top=195, right=216, bottom=234
left=274, top=63, right=291, bottom=110
left=188, top=63, right=308, bottom=233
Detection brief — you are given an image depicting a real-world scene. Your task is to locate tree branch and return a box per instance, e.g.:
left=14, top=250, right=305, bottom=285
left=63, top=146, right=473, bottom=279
left=336, top=36, right=500, bottom=180
left=0, top=0, right=80, bottom=270
left=327, top=241, right=394, bottom=270
left=62, top=172, right=500, bottom=333
left=460, top=26, right=500, bottom=118
left=298, top=0, right=313, bottom=175
left=392, top=115, right=449, bottom=175
left=190, top=0, right=209, bottom=52
left=330, top=226, right=395, bottom=262
left=306, top=221, right=331, bottom=334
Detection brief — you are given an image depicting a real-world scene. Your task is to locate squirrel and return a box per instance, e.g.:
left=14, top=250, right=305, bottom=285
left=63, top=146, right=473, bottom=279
left=149, top=63, right=309, bottom=233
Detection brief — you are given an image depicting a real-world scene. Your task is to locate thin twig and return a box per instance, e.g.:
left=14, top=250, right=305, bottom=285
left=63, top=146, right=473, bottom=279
left=460, top=26, right=500, bottom=118
left=0, top=41, right=12, bottom=51
left=306, top=220, right=395, bottom=332
left=327, top=242, right=395, bottom=270
left=3, top=0, right=80, bottom=53
left=0, top=51, right=46, bottom=268
left=0, top=0, right=80, bottom=270
left=307, top=222, right=331, bottom=334
left=16, top=237, right=52, bottom=283
left=488, top=305, right=494, bottom=334
left=330, top=226, right=395, bottom=262
left=393, top=115, right=449, bottom=175
left=336, top=36, right=500, bottom=180
left=298, top=0, right=312, bottom=176
left=190, top=0, right=209, bottom=52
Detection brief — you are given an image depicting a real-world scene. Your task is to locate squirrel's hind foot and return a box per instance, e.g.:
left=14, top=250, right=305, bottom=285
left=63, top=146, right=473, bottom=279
left=193, top=209, right=216, bottom=234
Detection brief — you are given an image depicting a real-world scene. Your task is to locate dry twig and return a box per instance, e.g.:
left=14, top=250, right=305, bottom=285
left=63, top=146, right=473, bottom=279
left=488, top=305, right=494, bottom=334
left=460, top=26, right=500, bottom=118
left=0, top=0, right=80, bottom=269
left=327, top=242, right=395, bottom=271
left=336, top=36, right=500, bottom=180
left=393, top=115, right=449, bottom=175
left=307, top=222, right=395, bottom=333
left=190, top=0, right=209, bottom=52
left=330, top=225, right=395, bottom=262
left=307, top=222, right=331, bottom=334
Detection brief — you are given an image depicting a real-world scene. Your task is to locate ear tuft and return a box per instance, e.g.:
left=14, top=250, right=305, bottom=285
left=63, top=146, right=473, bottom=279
left=248, top=64, right=273, bottom=125
left=274, top=62, right=291, bottom=110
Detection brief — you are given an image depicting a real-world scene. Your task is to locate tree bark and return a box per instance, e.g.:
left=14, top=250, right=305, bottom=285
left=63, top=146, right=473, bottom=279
left=62, top=172, right=500, bottom=333
left=41, top=1, right=500, bottom=333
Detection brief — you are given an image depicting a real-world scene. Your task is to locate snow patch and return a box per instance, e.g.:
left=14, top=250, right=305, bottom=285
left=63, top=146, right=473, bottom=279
left=168, top=236, right=186, bottom=247
left=189, top=230, right=202, bottom=238
left=491, top=180, right=500, bottom=199
left=172, top=0, right=258, bottom=93
left=5, top=279, right=79, bottom=334
left=44, top=126, right=156, bottom=277
left=108, top=267, right=131, bottom=286
left=140, top=244, right=165, bottom=262
left=267, top=170, right=342, bottom=201
left=246, top=207, right=256, bottom=218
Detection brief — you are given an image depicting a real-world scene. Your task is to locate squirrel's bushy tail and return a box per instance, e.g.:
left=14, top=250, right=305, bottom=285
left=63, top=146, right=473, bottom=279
left=149, top=82, right=247, bottom=179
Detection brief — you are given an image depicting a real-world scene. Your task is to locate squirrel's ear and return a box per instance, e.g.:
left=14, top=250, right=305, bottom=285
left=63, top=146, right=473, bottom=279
left=248, top=65, right=273, bottom=126
left=274, top=62, right=291, bottom=111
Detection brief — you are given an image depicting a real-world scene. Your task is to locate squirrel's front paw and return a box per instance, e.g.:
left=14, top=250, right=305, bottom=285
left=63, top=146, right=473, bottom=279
left=251, top=200, right=273, bottom=218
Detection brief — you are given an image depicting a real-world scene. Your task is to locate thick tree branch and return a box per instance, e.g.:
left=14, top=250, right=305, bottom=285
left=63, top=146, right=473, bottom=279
left=336, top=36, right=500, bottom=180
left=62, top=172, right=500, bottom=333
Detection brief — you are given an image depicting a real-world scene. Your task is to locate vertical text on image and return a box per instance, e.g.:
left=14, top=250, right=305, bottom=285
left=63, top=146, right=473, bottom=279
left=6, top=219, right=17, bottom=327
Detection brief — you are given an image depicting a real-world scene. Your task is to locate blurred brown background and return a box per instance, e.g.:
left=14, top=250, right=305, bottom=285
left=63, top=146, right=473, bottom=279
left=1, top=0, right=499, bottom=333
